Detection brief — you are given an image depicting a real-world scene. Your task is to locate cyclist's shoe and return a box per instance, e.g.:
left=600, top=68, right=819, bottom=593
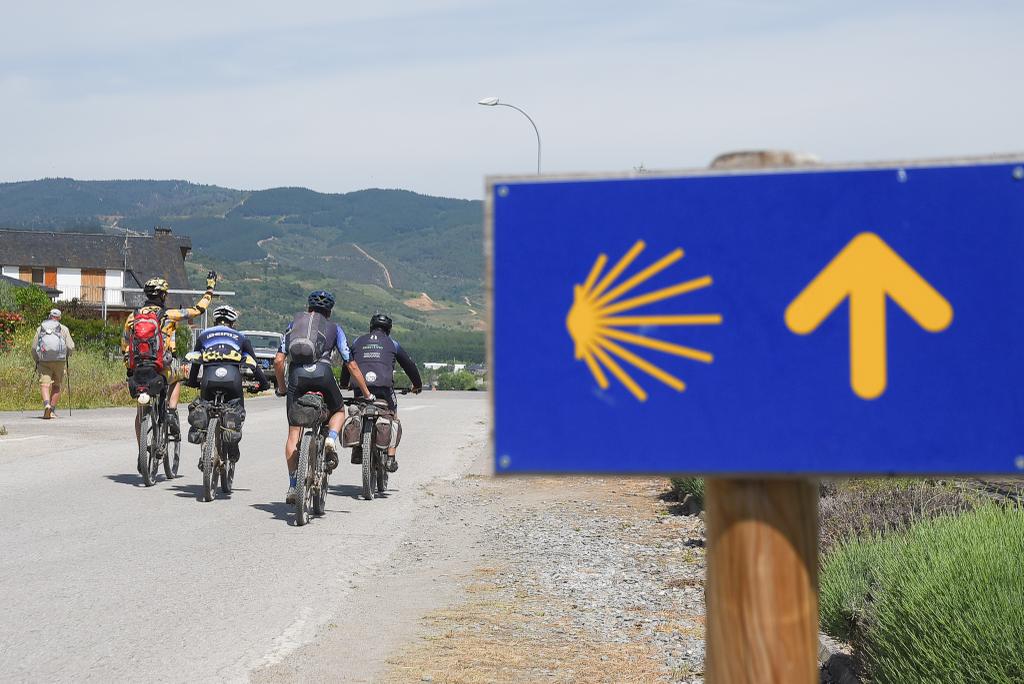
left=226, top=446, right=241, bottom=463
left=187, top=427, right=205, bottom=445
left=42, top=404, right=52, bottom=420
left=351, top=447, right=363, bottom=465
left=325, top=451, right=339, bottom=474
left=197, top=457, right=204, bottom=472
left=386, top=455, right=398, bottom=473
left=325, top=434, right=340, bottom=456
left=285, top=486, right=297, bottom=504
left=167, top=409, right=181, bottom=438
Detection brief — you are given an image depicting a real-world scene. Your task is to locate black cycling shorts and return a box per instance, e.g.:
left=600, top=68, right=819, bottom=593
left=200, top=363, right=244, bottom=403
left=286, top=361, right=344, bottom=421
left=364, top=386, right=398, bottom=411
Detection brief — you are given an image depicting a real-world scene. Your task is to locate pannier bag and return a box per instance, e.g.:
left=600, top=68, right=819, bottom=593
left=374, top=417, right=402, bottom=450
left=342, top=413, right=362, bottom=447
left=285, top=311, right=329, bottom=364
left=187, top=398, right=211, bottom=430
left=35, top=320, right=68, bottom=362
left=128, top=309, right=165, bottom=371
left=220, top=398, right=246, bottom=444
left=288, top=392, right=328, bottom=427
left=128, top=366, right=166, bottom=399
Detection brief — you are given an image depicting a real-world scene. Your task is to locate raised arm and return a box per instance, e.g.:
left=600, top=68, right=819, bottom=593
left=164, top=271, right=217, bottom=323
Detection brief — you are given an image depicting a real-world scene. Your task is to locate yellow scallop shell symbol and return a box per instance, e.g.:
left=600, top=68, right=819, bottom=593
left=566, top=240, right=722, bottom=401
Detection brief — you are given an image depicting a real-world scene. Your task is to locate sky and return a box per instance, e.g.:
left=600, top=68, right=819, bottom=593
left=1, top=1, right=1021, bottom=200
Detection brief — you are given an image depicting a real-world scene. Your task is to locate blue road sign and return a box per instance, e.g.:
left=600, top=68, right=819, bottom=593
left=489, top=157, right=1024, bottom=474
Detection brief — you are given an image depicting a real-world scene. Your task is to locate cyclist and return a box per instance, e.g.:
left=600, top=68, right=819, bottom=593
left=273, top=290, right=374, bottom=503
left=343, top=313, right=423, bottom=473
left=184, top=305, right=271, bottom=465
left=122, top=271, right=217, bottom=445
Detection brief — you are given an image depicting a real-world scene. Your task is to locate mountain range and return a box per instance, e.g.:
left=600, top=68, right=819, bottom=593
left=0, top=178, right=486, bottom=362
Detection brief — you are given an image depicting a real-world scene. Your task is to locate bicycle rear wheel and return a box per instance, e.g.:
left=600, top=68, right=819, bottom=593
left=313, top=436, right=328, bottom=515
left=295, top=431, right=313, bottom=526
left=360, top=422, right=375, bottom=500
left=138, top=408, right=157, bottom=487
left=201, top=418, right=219, bottom=502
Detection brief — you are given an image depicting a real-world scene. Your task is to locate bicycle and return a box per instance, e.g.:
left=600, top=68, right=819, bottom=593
left=344, top=388, right=411, bottom=501
left=131, top=365, right=180, bottom=487
left=186, top=357, right=256, bottom=502
left=292, top=391, right=333, bottom=526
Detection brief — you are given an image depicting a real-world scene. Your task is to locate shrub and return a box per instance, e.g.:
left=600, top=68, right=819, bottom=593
left=437, top=370, right=477, bottom=390
left=820, top=505, right=1024, bottom=683
left=63, top=317, right=122, bottom=352
left=14, top=286, right=53, bottom=323
left=0, top=312, right=23, bottom=352
left=819, top=478, right=978, bottom=552
left=669, top=477, right=705, bottom=508
left=0, top=281, right=17, bottom=312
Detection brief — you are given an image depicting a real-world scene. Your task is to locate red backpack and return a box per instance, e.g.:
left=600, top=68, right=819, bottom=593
left=128, top=309, right=165, bottom=371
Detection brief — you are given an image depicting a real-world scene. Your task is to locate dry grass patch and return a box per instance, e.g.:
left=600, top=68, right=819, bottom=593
left=383, top=570, right=668, bottom=683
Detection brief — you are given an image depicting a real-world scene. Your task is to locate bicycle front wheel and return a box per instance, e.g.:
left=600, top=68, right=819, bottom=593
left=201, top=418, right=219, bottom=502
left=163, top=433, right=180, bottom=479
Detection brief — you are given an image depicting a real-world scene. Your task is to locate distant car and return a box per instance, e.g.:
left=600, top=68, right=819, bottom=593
left=241, top=330, right=284, bottom=387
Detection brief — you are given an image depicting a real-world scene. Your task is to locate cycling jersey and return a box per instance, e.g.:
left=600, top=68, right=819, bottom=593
left=186, top=325, right=271, bottom=394
left=121, top=288, right=213, bottom=367
left=346, top=331, right=422, bottom=389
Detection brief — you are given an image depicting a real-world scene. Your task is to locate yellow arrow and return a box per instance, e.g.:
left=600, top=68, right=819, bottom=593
left=784, top=232, right=953, bottom=400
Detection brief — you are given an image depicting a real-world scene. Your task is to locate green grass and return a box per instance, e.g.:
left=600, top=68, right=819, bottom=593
left=0, top=327, right=198, bottom=410
left=820, top=504, right=1024, bottom=683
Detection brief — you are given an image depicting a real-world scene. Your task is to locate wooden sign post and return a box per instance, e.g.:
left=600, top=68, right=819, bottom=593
left=704, top=151, right=819, bottom=684
left=705, top=479, right=818, bottom=683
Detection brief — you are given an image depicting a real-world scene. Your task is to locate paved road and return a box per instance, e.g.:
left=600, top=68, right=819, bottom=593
left=0, top=392, right=487, bottom=682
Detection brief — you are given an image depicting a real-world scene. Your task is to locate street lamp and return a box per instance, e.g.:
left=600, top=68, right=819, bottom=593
left=477, top=97, right=541, bottom=174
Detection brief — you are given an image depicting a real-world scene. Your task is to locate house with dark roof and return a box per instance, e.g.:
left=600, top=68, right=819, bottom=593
left=0, top=227, right=194, bottom=319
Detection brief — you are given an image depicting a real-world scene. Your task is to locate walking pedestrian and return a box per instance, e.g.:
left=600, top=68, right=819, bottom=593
left=32, top=308, right=75, bottom=419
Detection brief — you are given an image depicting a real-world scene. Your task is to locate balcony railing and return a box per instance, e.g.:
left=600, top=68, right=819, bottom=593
left=52, top=285, right=144, bottom=308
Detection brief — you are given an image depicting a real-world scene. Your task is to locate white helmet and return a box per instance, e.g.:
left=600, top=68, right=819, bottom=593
left=212, top=305, right=239, bottom=326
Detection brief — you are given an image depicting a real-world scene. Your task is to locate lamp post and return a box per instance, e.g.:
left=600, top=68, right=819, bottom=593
left=477, top=97, right=541, bottom=174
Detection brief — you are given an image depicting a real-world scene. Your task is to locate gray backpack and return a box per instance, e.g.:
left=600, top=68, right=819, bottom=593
left=286, top=311, right=330, bottom=364
left=36, top=320, right=67, bottom=362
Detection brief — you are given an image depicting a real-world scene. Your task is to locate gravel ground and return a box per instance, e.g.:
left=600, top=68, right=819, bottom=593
left=384, top=476, right=707, bottom=683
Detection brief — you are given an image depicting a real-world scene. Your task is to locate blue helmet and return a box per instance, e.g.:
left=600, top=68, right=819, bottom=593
left=307, top=290, right=335, bottom=314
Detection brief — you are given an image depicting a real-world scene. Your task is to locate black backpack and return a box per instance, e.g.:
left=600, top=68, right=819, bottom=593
left=286, top=311, right=330, bottom=364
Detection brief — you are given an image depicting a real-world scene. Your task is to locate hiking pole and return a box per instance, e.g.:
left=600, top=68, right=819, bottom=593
left=65, top=357, right=72, bottom=417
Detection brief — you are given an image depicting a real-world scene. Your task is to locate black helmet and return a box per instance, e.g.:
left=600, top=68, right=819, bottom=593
left=307, top=290, right=335, bottom=315
left=212, top=305, right=239, bottom=326
left=370, top=313, right=393, bottom=334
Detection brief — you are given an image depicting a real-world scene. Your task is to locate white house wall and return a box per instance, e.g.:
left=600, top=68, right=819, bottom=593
left=105, top=269, right=124, bottom=305
left=56, top=268, right=81, bottom=289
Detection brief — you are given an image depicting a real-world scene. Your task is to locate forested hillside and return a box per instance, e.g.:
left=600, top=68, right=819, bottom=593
left=0, top=178, right=486, bottom=362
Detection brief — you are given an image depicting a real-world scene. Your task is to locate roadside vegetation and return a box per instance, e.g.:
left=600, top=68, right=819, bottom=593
left=0, top=281, right=195, bottom=410
left=820, top=503, right=1024, bottom=683
left=662, top=473, right=1023, bottom=682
